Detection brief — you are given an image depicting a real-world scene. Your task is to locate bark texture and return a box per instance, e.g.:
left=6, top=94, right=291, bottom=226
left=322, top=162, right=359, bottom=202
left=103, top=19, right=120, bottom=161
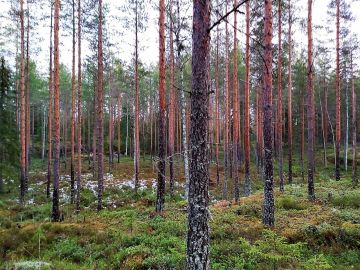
left=186, top=0, right=210, bottom=268
left=307, top=0, right=315, bottom=201
left=262, top=0, right=275, bottom=227
left=97, top=0, right=104, bottom=211
left=156, top=0, right=166, bottom=213
left=52, top=0, right=60, bottom=221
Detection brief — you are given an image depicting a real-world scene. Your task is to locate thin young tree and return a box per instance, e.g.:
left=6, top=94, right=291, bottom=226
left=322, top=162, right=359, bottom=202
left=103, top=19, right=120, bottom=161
left=287, top=0, right=293, bottom=184
left=134, top=0, right=140, bottom=191
left=156, top=0, right=166, bottom=213
left=214, top=2, right=220, bottom=186
left=244, top=0, right=251, bottom=196
left=263, top=0, right=275, bottom=227
left=307, top=0, right=315, bottom=201
left=168, top=0, right=175, bottom=196
left=232, top=0, right=240, bottom=203
left=97, top=0, right=104, bottom=211
left=186, top=0, right=210, bottom=267
left=351, top=50, right=357, bottom=186
left=223, top=0, right=230, bottom=199
left=70, top=0, right=76, bottom=204
left=335, top=0, right=341, bottom=181
left=46, top=0, right=53, bottom=198
left=277, top=0, right=284, bottom=192
left=19, top=0, right=26, bottom=204
left=52, top=0, right=61, bottom=221
left=76, top=0, right=82, bottom=213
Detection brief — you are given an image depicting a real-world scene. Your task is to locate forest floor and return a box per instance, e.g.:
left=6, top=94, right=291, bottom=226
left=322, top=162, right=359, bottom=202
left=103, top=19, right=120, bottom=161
left=0, top=153, right=359, bottom=270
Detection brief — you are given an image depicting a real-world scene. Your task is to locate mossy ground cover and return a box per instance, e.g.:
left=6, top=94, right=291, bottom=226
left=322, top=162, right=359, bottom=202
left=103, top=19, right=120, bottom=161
left=0, top=154, right=359, bottom=269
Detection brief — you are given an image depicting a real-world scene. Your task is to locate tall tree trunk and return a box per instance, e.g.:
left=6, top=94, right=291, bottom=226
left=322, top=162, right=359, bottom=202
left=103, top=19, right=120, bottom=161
left=263, top=0, right=275, bottom=227
left=25, top=4, right=30, bottom=192
left=232, top=0, right=240, bottom=203
left=47, top=1, right=53, bottom=198
left=244, top=0, right=251, bottom=196
left=335, top=0, right=341, bottom=181
left=42, top=106, right=46, bottom=160
left=52, top=0, right=61, bottom=221
left=117, top=95, right=121, bottom=163
left=351, top=52, right=357, bottom=186
left=134, top=0, right=140, bottom=192
left=168, top=2, right=175, bottom=196
left=223, top=0, right=229, bottom=200
left=277, top=0, right=283, bottom=192
left=319, top=74, right=327, bottom=168
left=287, top=0, right=293, bottom=185
left=214, top=5, right=220, bottom=186
left=92, top=88, right=97, bottom=178
left=125, top=105, right=129, bottom=156
left=300, top=91, right=305, bottom=182
left=156, top=0, right=166, bottom=212
left=109, top=97, right=113, bottom=167
left=307, top=0, right=315, bottom=201
left=186, top=0, right=210, bottom=268
left=70, top=0, right=76, bottom=204
left=20, top=0, right=26, bottom=204
left=344, top=61, right=349, bottom=171
left=97, top=0, right=104, bottom=211
left=76, top=0, right=82, bottom=213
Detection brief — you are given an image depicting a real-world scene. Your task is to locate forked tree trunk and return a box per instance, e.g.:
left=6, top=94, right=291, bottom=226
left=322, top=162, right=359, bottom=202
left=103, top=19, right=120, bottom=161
left=186, top=0, right=210, bottom=268
left=156, top=0, right=166, bottom=213
left=307, top=0, right=315, bottom=201
left=263, top=0, right=275, bottom=227
left=52, top=0, right=60, bottom=221
left=97, top=0, right=104, bottom=211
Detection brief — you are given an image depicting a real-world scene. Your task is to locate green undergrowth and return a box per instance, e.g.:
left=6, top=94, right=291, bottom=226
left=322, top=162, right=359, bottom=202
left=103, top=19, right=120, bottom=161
left=0, top=156, right=359, bottom=269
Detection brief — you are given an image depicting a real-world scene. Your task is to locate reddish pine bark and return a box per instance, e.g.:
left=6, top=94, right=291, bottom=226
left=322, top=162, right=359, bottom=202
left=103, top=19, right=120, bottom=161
left=186, top=0, right=210, bottom=267
left=223, top=0, right=230, bottom=199
left=76, top=0, right=82, bottom=213
left=335, top=0, right=341, bottom=181
left=215, top=9, right=220, bottom=186
left=97, top=0, right=104, bottom=211
left=307, top=0, right=315, bottom=200
left=277, top=0, right=283, bottom=192
left=263, top=0, right=275, bottom=227
left=70, top=0, right=76, bottom=204
left=168, top=3, right=175, bottom=196
left=244, top=0, right=251, bottom=196
left=287, top=0, right=293, bottom=185
left=156, top=0, right=166, bottom=213
left=232, top=0, right=240, bottom=202
left=52, top=0, right=61, bottom=221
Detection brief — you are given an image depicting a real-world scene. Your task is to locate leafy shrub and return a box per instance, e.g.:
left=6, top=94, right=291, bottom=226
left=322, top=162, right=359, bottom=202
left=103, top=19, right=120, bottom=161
left=52, top=239, right=86, bottom=263
left=301, top=254, right=331, bottom=270
left=331, top=190, right=360, bottom=208
left=277, top=196, right=305, bottom=210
